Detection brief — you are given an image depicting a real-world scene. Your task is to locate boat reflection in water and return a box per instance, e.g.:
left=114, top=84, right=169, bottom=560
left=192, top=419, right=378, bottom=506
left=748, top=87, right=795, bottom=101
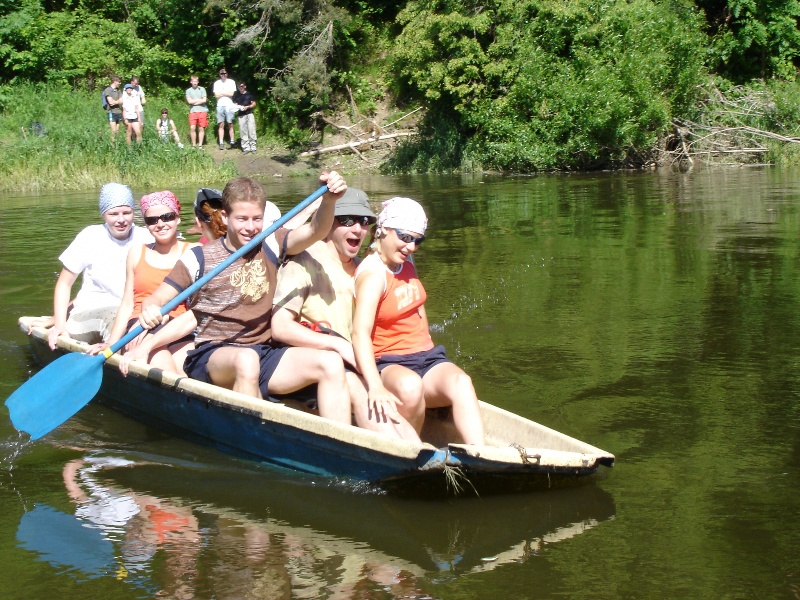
left=16, top=453, right=616, bottom=597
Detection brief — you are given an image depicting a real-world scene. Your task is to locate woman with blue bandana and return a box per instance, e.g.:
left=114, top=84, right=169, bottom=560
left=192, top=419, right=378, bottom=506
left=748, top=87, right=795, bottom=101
left=46, top=183, right=153, bottom=349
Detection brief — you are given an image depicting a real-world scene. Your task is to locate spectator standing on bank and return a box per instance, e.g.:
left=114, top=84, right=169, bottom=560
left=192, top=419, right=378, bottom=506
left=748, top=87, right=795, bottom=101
left=185, top=75, right=209, bottom=148
left=103, top=76, right=123, bottom=141
left=213, top=68, right=237, bottom=150
left=130, top=76, right=146, bottom=124
left=121, top=84, right=143, bottom=145
left=233, top=81, right=256, bottom=154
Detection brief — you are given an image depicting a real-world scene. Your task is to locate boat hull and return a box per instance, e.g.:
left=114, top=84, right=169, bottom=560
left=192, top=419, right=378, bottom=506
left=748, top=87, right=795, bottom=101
left=18, top=318, right=614, bottom=495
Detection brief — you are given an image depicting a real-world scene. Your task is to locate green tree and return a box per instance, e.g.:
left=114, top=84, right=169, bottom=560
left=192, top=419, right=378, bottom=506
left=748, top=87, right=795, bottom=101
left=699, top=0, right=800, bottom=80
left=390, top=0, right=707, bottom=172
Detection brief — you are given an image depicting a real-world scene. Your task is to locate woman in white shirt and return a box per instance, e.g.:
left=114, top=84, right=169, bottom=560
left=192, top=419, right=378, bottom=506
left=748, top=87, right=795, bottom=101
left=121, top=84, right=143, bottom=145
left=47, top=183, right=153, bottom=349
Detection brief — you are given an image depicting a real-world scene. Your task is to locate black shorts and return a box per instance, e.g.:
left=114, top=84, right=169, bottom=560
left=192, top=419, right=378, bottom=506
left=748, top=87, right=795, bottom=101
left=108, top=112, right=123, bottom=124
left=184, top=341, right=288, bottom=398
left=376, top=345, right=451, bottom=378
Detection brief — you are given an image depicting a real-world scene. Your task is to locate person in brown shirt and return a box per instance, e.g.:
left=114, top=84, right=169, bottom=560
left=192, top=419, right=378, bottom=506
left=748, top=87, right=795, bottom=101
left=139, top=173, right=352, bottom=424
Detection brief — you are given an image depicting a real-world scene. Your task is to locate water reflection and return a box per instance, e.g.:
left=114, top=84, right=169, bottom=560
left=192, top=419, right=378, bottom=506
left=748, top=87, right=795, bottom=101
left=15, top=453, right=615, bottom=597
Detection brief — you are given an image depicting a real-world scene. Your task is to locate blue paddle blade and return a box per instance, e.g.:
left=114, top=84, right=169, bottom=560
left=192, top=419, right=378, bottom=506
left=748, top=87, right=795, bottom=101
left=5, top=352, right=105, bottom=440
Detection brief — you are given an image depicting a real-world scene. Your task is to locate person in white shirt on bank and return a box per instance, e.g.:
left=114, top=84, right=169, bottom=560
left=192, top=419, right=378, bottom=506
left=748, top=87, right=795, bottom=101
left=213, top=68, right=237, bottom=150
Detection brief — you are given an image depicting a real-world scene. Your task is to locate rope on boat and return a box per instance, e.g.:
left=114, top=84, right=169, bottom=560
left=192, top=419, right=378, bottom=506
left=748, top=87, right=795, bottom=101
left=510, top=443, right=541, bottom=465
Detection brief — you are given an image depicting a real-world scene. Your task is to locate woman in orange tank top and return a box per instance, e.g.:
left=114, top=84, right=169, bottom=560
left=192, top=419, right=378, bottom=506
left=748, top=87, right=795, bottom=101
left=352, top=197, right=485, bottom=445
left=88, top=191, right=199, bottom=376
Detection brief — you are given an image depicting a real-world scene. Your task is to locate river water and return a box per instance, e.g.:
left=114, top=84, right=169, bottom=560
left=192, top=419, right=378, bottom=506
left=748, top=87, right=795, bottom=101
left=1, top=169, right=799, bottom=598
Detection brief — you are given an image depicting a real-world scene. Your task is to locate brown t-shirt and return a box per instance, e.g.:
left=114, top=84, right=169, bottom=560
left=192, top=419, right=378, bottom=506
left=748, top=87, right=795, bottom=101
left=164, top=231, right=288, bottom=346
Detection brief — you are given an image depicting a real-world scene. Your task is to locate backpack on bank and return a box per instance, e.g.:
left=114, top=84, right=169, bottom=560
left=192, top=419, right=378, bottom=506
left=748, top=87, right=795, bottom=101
left=101, top=89, right=109, bottom=110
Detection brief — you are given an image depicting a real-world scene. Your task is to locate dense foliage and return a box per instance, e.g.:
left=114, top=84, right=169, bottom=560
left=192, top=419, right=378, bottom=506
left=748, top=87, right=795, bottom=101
left=2, top=0, right=800, bottom=173
left=390, top=0, right=707, bottom=171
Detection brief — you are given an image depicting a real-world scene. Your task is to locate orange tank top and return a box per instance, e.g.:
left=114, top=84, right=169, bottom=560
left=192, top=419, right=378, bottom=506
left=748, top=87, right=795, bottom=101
left=360, top=254, right=434, bottom=357
left=130, top=242, right=190, bottom=320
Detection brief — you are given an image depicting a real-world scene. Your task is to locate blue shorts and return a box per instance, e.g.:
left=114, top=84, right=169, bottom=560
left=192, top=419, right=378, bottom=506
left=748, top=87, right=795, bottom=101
left=184, top=341, right=288, bottom=397
left=376, top=345, right=451, bottom=378
left=108, top=112, right=123, bottom=123
left=216, top=105, right=237, bottom=123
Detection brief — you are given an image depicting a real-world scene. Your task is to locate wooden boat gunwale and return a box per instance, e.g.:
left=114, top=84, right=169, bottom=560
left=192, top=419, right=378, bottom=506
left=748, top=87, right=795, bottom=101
left=17, top=317, right=614, bottom=494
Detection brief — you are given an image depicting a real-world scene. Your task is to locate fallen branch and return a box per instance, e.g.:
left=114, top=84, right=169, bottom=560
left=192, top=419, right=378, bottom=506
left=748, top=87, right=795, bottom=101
left=382, top=106, right=423, bottom=129
left=298, top=132, right=416, bottom=157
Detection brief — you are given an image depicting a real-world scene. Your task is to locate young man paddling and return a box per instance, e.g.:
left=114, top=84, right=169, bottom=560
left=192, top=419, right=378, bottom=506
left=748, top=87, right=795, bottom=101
left=139, top=174, right=353, bottom=424
left=271, top=188, right=420, bottom=441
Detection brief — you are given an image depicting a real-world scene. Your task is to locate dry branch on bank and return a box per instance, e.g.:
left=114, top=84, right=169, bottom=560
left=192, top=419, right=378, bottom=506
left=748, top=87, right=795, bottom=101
left=663, top=83, right=800, bottom=167
left=302, top=107, right=422, bottom=159
left=298, top=132, right=416, bottom=158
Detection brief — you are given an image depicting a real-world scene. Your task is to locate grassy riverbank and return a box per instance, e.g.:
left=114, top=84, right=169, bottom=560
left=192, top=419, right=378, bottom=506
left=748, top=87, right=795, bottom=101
left=0, top=84, right=238, bottom=192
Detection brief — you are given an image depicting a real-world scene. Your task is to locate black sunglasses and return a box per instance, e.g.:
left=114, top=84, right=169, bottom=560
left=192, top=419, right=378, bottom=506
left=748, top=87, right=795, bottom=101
left=336, top=215, right=376, bottom=227
left=144, top=212, right=178, bottom=226
left=388, top=227, right=425, bottom=246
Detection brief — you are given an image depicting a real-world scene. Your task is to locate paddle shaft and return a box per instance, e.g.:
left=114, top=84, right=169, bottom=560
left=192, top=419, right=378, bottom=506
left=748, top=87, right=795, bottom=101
left=102, top=184, right=330, bottom=358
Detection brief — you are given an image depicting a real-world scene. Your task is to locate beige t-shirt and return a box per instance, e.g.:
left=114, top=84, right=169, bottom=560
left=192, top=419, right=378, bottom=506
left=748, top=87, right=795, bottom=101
left=273, top=241, right=357, bottom=342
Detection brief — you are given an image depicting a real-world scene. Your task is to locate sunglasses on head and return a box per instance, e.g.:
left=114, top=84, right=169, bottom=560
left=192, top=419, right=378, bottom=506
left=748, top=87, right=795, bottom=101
left=388, top=227, right=425, bottom=246
left=144, top=212, right=177, bottom=226
left=336, top=215, right=376, bottom=227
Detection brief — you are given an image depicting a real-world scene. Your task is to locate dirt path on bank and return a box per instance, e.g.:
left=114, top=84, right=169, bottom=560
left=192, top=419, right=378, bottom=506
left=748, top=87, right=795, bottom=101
left=206, top=140, right=389, bottom=179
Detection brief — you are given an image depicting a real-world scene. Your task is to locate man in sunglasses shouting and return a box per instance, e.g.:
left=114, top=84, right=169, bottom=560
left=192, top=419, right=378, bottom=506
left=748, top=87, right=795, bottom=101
left=271, top=188, right=420, bottom=441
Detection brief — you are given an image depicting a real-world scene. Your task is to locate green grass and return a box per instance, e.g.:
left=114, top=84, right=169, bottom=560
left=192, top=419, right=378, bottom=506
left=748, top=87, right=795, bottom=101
left=0, top=83, right=237, bottom=191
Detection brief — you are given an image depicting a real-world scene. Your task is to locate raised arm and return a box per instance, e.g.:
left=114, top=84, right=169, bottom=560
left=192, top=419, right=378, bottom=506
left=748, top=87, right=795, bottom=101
left=284, top=171, right=346, bottom=256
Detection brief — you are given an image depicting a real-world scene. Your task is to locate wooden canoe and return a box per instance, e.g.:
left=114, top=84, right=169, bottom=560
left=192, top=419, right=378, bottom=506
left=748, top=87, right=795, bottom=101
left=18, top=317, right=614, bottom=495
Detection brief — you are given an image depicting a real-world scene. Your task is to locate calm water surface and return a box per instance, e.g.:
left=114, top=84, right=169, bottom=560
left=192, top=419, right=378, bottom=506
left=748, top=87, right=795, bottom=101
left=2, top=169, right=800, bottom=598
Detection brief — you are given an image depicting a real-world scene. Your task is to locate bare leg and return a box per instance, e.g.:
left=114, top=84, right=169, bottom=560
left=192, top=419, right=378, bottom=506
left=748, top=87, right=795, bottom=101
left=423, top=362, right=485, bottom=445
left=148, top=348, right=181, bottom=376
left=206, top=346, right=262, bottom=398
left=349, top=372, right=420, bottom=442
left=268, top=347, right=351, bottom=424
left=169, top=340, right=193, bottom=377
left=218, top=122, right=225, bottom=144
left=380, top=365, right=425, bottom=434
left=189, top=124, right=197, bottom=146
left=198, top=126, right=205, bottom=146
left=228, top=122, right=235, bottom=145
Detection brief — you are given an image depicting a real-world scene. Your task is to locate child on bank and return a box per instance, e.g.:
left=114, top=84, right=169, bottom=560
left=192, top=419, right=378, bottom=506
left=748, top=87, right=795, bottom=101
left=156, top=109, right=184, bottom=148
